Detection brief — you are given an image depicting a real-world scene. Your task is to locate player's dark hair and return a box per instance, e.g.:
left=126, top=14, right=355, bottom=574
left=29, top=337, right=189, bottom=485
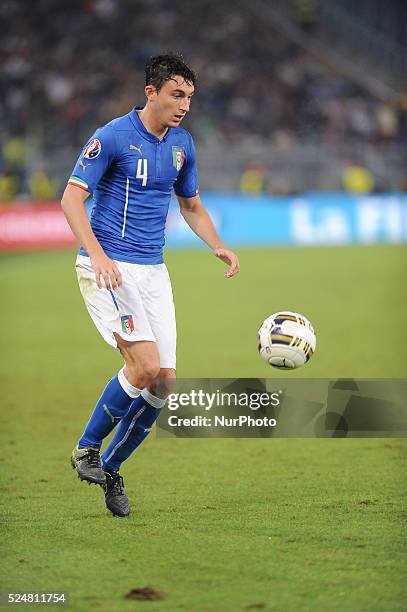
left=145, top=54, right=196, bottom=91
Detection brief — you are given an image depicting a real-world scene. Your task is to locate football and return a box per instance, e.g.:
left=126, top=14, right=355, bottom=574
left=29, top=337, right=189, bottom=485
left=258, top=311, right=316, bottom=369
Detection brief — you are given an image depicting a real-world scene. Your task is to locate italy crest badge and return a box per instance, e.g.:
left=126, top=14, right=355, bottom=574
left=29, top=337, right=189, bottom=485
left=121, top=315, right=135, bottom=334
left=172, top=146, right=185, bottom=171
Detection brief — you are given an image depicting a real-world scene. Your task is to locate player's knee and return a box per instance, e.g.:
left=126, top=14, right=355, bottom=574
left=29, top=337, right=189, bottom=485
left=155, top=368, right=176, bottom=396
left=124, top=359, right=160, bottom=389
left=160, top=368, right=176, bottom=380
left=142, top=362, right=161, bottom=384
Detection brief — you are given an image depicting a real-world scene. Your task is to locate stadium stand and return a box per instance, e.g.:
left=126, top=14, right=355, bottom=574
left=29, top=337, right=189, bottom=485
left=1, top=0, right=406, bottom=195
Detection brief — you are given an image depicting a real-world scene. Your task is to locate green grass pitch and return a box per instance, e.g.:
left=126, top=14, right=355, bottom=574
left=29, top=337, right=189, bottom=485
left=1, top=245, right=406, bottom=611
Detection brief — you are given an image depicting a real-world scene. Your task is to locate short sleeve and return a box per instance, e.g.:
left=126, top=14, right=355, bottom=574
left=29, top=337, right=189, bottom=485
left=173, top=134, right=199, bottom=198
left=68, top=124, right=117, bottom=194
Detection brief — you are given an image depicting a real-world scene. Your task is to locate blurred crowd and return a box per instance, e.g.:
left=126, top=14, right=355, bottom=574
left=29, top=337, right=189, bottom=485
left=1, top=0, right=406, bottom=199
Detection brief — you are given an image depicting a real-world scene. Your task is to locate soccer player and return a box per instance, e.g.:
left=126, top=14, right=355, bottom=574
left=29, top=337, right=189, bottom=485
left=61, top=54, right=240, bottom=517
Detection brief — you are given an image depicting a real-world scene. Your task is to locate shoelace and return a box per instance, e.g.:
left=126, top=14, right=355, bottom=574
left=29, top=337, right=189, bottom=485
left=107, top=473, right=125, bottom=495
left=85, top=449, right=101, bottom=468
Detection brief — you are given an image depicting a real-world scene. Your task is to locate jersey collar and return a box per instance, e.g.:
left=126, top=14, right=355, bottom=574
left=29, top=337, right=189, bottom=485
left=130, top=106, right=169, bottom=143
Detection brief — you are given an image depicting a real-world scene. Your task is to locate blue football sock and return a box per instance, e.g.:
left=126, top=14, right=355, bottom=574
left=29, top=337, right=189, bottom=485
left=101, top=389, right=165, bottom=472
left=78, top=369, right=142, bottom=448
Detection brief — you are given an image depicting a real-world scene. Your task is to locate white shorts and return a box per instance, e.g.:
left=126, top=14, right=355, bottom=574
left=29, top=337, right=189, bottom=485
left=75, top=254, right=176, bottom=369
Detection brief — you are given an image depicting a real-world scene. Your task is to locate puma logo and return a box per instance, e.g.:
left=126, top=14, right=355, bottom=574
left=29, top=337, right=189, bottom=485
left=103, top=404, right=121, bottom=423
left=130, top=144, right=143, bottom=156
left=79, top=159, right=90, bottom=172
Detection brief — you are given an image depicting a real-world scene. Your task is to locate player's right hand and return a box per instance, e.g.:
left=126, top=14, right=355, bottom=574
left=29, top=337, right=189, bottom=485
left=90, top=252, right=122, bottom=290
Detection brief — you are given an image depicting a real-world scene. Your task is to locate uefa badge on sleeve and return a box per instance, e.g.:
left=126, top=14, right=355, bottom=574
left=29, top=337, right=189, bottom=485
left=83, top=138, right=102, bottom=159
left=121, top=315, right=135, bottom=334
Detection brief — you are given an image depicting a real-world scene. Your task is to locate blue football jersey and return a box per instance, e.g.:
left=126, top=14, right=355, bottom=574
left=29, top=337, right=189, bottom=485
left=68, top=106, right=199, bottom=264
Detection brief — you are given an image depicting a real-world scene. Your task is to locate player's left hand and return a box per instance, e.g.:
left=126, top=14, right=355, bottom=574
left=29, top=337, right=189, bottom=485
left=214, top=247, right=240, bottom=278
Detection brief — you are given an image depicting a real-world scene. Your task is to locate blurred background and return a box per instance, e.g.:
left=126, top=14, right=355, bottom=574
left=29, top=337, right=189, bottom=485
left=0, top=0, right=406, bottom=273
left=1, top=0, right=407, bottom=198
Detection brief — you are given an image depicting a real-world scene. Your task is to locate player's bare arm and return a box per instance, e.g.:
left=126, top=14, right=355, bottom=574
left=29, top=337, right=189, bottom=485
left=177, top=193, right=240, bottom=278
left=61, top=184, right=122, bottom=289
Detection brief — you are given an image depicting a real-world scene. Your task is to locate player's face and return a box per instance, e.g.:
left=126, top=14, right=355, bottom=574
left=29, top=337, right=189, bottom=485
left=150, top=76, right=195, bottom=128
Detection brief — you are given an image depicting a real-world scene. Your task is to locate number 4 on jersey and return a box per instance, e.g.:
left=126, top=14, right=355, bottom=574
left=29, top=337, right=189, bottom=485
left=136, top=159, right=147, bottom=186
